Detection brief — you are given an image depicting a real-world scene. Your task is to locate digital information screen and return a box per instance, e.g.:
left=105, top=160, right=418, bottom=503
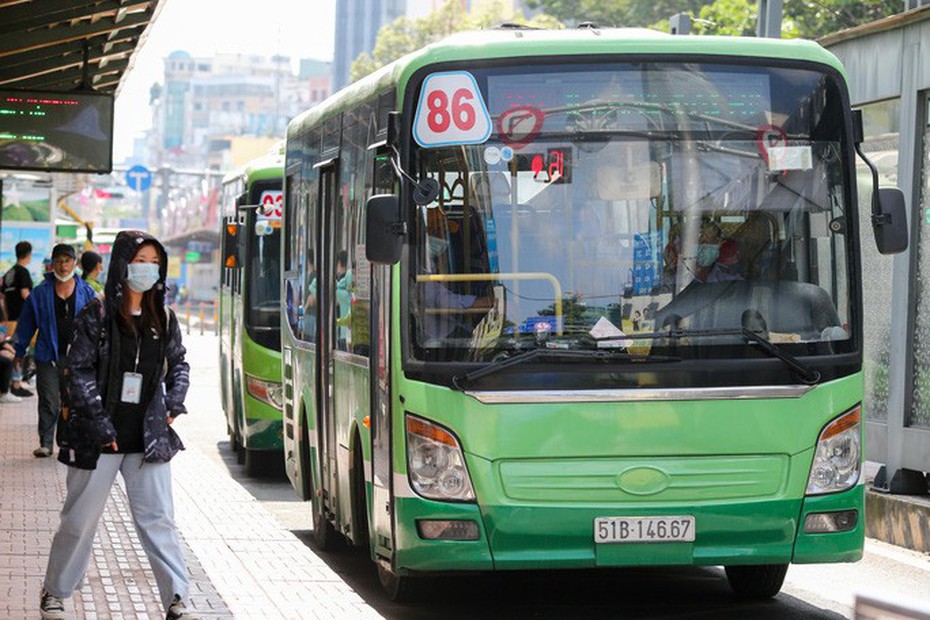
left=0, top=89, right=114, bottom=173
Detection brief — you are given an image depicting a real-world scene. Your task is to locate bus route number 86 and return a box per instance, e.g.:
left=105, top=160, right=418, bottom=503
left=426, top=88, right=476, bottom=133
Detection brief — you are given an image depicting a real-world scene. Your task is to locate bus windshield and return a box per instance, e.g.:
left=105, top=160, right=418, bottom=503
left=409, top=62, right=854, bottom=363
left=246, top=198, right=282, bottom=351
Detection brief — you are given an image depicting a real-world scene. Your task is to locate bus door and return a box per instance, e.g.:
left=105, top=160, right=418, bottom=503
left=220, top=211, right=240, bottom=422
left=315, top=159, right=340, bottom=508
left=370, top=261, right=393, bottom=561
left=282, top=167, right=305, bottom=496
left=369, top=145, right=396, bottom=561
left=234, top=201, right=248, bottom=396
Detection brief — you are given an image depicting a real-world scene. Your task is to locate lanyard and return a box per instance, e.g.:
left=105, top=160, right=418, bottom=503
left=133, top=334, right=141, bottom=373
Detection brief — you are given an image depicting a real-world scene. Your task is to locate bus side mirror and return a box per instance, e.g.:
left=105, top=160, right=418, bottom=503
left=873, top=187, right=908, bottom=255
left=366, top=194, right=404, bottom=265
left=222, top=221, right=239, bottom=268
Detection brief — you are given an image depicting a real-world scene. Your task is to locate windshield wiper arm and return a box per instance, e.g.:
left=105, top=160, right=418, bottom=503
left=594, top=327, right=821, bottom=385
left=451, top=348, right=679, bottom=390
left=738, top=327, right=821, bottom=385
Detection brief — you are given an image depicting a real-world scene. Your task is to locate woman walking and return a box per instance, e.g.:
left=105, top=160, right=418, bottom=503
left=39, top=230, right=195, bottom=620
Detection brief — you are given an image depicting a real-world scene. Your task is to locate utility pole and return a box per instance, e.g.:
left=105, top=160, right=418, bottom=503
left=757, top=0, right=783, bottom=38
left=670, top=13, right=692, bottom=35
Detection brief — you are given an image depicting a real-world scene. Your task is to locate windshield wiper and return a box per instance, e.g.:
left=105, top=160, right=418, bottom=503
left=594, top=326, right=821, bottom=385
left=451, top=347, right=679, bottom=390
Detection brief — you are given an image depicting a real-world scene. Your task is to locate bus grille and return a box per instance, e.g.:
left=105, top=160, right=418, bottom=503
left=497, top=455, right=788, bottom=503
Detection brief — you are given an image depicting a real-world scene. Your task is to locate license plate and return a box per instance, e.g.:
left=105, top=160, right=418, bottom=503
left=594, top=516, right=695, bottom=543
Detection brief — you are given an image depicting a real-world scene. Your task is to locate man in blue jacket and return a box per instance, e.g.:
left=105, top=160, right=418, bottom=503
left=14, top=244, right=95, bottom=457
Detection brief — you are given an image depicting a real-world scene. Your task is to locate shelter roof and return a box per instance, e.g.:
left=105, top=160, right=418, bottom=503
left=0, top=0, right=164, bottom=95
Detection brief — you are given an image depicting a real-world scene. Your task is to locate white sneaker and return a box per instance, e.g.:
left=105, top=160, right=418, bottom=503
left=40, top=588, right=65, bottom=619
left=0, top=391, right=22, bottom=403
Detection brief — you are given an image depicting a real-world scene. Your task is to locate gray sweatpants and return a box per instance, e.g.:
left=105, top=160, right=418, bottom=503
left=43, top=453, right=189, bottom=611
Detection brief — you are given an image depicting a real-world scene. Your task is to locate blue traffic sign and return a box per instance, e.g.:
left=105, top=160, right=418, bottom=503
left=125, top=164, right=152, bottom=192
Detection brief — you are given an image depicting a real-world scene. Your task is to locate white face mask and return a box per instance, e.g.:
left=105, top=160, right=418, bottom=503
left=126, top=262, right=160, bottom=293
left=54, top=270, right=74, bottom=282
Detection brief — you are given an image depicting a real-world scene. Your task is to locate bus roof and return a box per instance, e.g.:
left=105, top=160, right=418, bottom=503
left=288, top=28, right=846, bottom=137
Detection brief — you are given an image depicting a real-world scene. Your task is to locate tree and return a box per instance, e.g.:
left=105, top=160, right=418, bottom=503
left=693, top=0, right=762, bottom=36
left=522, top=0, right=706, bottom=27
left=626, top=1, right=708, bottom=26
left=523, top=0, right=630, bottom=26
left=350, top=1, right=562, bottom=83
left=526, top=0, right=904, bottom=37
left=783, top=0, right=902, bottom=38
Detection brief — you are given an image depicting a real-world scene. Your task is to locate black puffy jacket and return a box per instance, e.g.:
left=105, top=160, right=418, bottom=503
left=58, top=230, right=190, bottom=470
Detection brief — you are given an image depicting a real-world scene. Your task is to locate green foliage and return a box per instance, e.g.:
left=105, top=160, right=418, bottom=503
left=352, top=0, right=907, bottom=81
left=694, top=0, right=758, bottom=36
left=525, top=0, right=904, bottom=37
left=523, top=0, right=628, bottom=26
left=784, top=0, right=902, bottom=38
left=350, top=0, right=562, bottom=83
left=353, top=0, right=906, bottom=82
left=628, top=1, right=708, bottom=26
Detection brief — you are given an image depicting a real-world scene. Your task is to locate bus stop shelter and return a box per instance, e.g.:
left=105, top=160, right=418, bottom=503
left=0, top=0, right=164, bottom=95
left=821, top=5, right=930, bottom=493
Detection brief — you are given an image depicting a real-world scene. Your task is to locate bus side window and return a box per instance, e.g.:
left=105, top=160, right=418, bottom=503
left=304, top=170, right=319, bottom=344
left=283, top=172, right=303, bottom=338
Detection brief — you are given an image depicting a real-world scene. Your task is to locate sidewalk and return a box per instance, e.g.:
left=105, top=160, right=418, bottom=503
left=0, top=395, right=381, bottom=619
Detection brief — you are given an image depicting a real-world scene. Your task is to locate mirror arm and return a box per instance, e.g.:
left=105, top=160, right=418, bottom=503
left=853, top=140, right=883, bottom=222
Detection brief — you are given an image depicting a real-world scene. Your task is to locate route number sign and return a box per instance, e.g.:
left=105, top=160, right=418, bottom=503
left=258, top=190, right=283, bottom=220
left=414, top=71, right=491, bottom=148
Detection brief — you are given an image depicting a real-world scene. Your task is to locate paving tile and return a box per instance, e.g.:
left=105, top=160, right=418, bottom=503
left=0, top=383, right=380, bottom=619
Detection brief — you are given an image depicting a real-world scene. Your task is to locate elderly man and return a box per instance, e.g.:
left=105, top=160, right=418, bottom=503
left=14, top=244, right=96, bottom=457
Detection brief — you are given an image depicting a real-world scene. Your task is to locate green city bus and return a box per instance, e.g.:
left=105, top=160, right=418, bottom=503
left=219, top=146, right=286, bottom=476
left=279, top=28, right=906, bottom=600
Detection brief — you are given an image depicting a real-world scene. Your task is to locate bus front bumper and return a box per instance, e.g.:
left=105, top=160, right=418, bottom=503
left=392, top=485, right=863, bottom=573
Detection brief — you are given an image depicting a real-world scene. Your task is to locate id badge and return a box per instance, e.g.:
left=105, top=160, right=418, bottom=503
left=121, top=372, right=143, bottom=404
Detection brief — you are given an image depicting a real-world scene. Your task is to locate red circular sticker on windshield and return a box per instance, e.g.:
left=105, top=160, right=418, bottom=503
left=497, top=106, right=545, bottom=151
left=755, top=124, right=788, bottom=166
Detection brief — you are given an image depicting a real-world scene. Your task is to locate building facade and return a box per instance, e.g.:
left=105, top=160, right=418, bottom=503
left=332, top=0, right=406, bottom=91
left=153, top=51, right=331, bottom=171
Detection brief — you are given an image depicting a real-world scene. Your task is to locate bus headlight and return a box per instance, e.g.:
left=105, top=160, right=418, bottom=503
left=245, top=375, right=284, bottom=410
left=806, top=405, right=861, bottom=495
left=405, top=414, right=475, bottom=502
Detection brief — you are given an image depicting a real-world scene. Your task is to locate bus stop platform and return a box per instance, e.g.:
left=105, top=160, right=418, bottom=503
left=0, top=395, right=381, bottom=619
left=865, top=489, right=930, bottom=554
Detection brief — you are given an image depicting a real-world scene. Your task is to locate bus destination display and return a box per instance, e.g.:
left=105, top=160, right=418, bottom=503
left=0, top=89, right=114, bottom=173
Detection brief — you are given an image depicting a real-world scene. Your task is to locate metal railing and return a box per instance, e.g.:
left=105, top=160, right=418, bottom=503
left=170, top=302, right=218, bottom=336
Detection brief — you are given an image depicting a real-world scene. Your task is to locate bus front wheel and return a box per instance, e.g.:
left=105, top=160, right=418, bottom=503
left=377, top=564, right=426, bottom=602
left=724, top=564, right=788, bottom=599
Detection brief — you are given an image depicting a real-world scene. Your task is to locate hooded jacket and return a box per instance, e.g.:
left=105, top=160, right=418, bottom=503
left=13, top=272, right=96, bottom=361
left=60, top=230, right=190, bottom=469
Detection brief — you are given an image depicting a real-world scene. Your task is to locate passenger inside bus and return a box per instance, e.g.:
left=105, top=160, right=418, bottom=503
left=655, top=209, right=842, bottom=342
left=703, top=238, right=742, bottom=283
left=417, top=230, right=493, bottom=343
left=335, top=251, right=350, bottom=349
left=735, top=211, right=780, bottom=281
